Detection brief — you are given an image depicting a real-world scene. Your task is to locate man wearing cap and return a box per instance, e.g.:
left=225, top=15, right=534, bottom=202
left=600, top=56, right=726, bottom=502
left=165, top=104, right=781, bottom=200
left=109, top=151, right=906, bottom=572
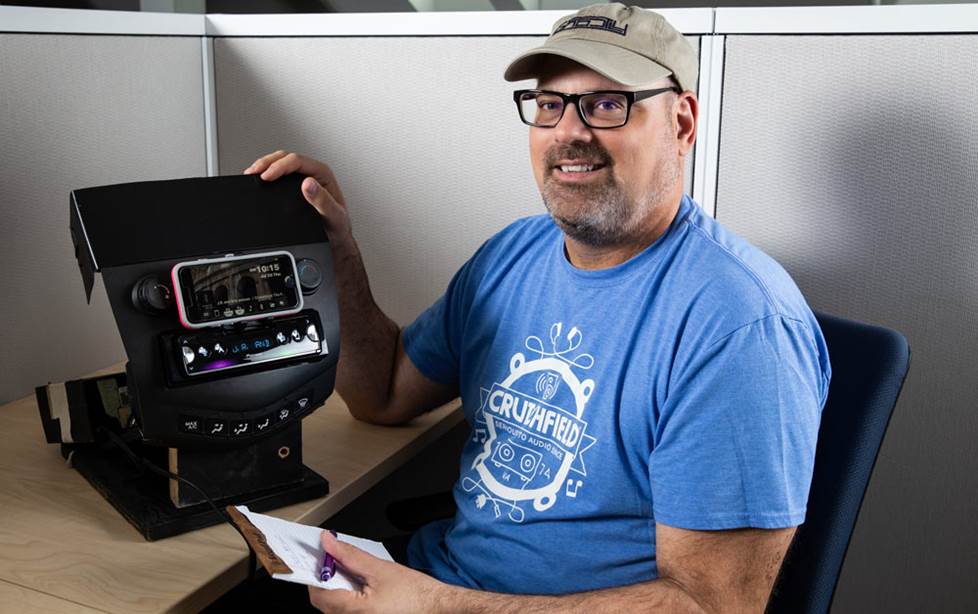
left=247, top=3, right=830, bottom=612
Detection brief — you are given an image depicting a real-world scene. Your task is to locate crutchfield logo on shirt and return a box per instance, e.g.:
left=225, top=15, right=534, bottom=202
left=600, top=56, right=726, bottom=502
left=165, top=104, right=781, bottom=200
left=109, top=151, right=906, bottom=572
left=485, top=387, right=584, bottom=449
left=465, top=323, right=598, bottom=523
left=554, top=16, right=628, bottom=37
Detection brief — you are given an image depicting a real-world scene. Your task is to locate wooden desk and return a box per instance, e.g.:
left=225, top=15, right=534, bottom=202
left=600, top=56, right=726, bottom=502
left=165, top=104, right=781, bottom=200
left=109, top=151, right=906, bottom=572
left=0, top=363, right=463, bottom=613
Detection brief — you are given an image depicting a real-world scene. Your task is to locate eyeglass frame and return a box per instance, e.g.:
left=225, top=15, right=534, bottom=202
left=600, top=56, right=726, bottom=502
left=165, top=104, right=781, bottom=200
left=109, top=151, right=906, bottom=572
left=513, top=87, right=681, bottom=129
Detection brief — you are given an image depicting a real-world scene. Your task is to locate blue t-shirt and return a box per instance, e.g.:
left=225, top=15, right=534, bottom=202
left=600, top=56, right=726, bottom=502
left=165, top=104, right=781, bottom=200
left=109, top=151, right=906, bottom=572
left=402, top=194, right=831, bottom=595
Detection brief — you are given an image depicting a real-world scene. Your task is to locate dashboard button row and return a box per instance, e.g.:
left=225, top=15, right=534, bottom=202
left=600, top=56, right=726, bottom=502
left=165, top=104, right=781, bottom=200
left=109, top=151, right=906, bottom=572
left=178, top=390, right=315, bottom=438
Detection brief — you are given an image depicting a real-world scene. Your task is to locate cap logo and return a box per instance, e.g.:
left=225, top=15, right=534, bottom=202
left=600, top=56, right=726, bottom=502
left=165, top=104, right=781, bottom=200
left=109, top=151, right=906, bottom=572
left=554, top=16, right=628, bottom=37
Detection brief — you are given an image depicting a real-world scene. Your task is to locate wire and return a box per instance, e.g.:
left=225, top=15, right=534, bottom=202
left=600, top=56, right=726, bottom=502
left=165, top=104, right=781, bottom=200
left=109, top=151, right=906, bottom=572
left=97, top=427, right=259, bottom=582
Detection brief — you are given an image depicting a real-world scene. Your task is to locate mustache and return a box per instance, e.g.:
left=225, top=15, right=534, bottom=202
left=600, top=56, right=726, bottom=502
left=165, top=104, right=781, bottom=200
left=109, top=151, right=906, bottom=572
left=544, top=142, right=612, bottom=168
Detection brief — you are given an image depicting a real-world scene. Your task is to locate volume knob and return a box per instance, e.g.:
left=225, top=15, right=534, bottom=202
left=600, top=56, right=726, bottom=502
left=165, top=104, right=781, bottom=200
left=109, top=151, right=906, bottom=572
left=296, top=258, right=322, bottom=294
left=131, top=275, right=173, bottom=314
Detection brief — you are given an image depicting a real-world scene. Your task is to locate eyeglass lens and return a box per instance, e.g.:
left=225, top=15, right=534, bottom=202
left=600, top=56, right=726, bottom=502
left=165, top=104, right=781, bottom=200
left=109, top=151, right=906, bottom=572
left=518, top=92, right=629, bottom=128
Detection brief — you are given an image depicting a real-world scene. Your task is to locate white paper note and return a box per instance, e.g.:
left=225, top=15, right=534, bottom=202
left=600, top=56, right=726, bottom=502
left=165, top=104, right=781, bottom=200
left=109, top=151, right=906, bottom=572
left=235, top=505, right=393, bottom=591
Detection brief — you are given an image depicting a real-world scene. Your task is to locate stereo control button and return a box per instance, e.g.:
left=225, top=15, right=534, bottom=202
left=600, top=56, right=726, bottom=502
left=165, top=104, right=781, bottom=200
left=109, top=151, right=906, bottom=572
left=276, top=332, right=287, bottom=344
left=254, top=416, right=273, bottom=432
left=297, top=258, right=323, bottom=294
left=205, top=419, right=228, bottom=437
left=306, top=324, right=320, bottom=343
left=231, top=420, right=250, bottom=437
left=295, top=390, right=315, bottom=414
left=131, top=276, right=174, bottom=315
left=180, top=415, right=202, bottom=434
left=276, top=407, right=292, bottom=423
left=181, top=346, right=195, bottom=364
left=291, top=329, right=302, bottom=342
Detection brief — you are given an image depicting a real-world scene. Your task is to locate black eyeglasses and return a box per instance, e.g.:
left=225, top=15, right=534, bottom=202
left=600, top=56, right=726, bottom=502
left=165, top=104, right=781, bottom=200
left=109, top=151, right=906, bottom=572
left=514, top=87, right=680, bottom=129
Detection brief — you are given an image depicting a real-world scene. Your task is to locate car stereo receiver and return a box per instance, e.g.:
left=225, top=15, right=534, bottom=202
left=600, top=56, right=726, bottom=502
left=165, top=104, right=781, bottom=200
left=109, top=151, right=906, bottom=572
left=164, top=311, right=325, bottom=381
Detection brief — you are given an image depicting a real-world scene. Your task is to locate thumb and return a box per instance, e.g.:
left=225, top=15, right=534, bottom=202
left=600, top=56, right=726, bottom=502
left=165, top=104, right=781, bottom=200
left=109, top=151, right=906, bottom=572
left=321, top=530, right=382, bottom=583
left=301, top=176, right=340, bottom=220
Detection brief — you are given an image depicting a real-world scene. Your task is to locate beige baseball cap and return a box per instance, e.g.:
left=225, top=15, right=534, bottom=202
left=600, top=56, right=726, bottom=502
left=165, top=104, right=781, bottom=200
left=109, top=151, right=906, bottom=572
left=504, top=3, right=698, bottom=93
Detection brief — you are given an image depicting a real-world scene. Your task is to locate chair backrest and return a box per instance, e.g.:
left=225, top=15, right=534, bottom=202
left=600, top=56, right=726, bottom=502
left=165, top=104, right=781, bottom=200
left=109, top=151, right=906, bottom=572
left=766, top=311, right=911, bottom=614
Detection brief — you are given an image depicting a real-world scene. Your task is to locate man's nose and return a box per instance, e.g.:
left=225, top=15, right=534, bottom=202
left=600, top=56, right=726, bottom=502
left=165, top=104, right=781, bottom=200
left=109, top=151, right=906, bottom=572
left=553, top=102, right=593, bottom=143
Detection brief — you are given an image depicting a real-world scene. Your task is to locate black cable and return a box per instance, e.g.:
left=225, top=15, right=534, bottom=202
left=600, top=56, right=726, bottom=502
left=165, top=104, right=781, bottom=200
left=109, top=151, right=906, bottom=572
left=96, top=427, right=259, bottom=582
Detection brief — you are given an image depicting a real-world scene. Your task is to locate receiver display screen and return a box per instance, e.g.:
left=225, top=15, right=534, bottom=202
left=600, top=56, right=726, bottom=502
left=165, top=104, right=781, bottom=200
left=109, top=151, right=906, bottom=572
left=175, top=252, right=300, bottom=326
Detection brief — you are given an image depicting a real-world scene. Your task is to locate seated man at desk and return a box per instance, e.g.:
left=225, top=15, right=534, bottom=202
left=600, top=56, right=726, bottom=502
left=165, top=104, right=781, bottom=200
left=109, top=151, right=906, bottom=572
left=246, top=4, right=830, bottom=612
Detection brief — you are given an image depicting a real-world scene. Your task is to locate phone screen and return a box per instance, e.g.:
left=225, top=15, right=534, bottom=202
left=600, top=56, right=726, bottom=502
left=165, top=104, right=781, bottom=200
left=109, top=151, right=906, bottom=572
left=175, top=252, right=300, bottom=327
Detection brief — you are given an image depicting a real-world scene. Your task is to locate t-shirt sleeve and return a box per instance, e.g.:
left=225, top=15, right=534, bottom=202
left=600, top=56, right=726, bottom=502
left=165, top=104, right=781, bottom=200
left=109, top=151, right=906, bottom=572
left=401, top=248, right=485, bottom=389
left=650, top=314, right=829, bottom=530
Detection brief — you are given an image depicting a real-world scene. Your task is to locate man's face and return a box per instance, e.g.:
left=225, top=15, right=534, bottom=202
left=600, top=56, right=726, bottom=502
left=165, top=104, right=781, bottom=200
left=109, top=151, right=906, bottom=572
left=529, top=60, right=681, bottom=248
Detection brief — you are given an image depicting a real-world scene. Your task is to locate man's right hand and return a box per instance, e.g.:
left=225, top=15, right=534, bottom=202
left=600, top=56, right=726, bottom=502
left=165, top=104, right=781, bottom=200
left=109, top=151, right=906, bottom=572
left=244, top=151, right=351, bottom=242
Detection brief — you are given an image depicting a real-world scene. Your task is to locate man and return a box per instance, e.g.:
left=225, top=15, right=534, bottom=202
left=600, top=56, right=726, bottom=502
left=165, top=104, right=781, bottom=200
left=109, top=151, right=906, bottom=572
left=246, top=4, right=830, bottom=612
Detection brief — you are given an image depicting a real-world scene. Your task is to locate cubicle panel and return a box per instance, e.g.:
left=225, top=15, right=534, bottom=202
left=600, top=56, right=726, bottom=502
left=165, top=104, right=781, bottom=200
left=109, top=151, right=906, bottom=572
left=717, top=35, right=978, bottom=614
left=0, top=34, right=207, bottom=405
left=214, top=36, right=698, bottom=327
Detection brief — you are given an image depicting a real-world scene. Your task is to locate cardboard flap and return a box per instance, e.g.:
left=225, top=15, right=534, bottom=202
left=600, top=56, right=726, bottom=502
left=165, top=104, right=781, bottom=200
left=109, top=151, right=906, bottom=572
left=226, top=505, right=294, bottom=576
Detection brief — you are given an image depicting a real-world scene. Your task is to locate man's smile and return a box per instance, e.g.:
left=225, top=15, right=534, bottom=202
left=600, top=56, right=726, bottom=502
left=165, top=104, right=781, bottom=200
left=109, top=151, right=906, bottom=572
left=550, top=159, right=609, bottom=183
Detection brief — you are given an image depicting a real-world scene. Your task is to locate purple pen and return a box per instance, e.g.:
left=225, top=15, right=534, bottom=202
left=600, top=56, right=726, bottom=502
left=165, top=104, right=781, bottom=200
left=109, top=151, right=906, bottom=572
left=319, top=529, right=338, bottom=582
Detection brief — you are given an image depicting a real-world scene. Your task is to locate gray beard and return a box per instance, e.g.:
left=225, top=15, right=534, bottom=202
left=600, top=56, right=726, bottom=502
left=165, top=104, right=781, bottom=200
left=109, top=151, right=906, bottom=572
left=541, top=157, right=678, bottom=248
left=542, top=173, right=631, bottom=247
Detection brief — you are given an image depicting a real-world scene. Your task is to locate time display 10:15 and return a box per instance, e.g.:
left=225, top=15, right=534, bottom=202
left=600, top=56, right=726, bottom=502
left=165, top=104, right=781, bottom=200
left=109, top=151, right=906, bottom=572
left=249, top=263, right=281, bottom=274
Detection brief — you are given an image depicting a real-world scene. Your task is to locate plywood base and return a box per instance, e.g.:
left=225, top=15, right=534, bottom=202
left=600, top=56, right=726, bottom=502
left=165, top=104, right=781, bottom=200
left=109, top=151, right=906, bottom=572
left=65, top=441, right=328, bottom=541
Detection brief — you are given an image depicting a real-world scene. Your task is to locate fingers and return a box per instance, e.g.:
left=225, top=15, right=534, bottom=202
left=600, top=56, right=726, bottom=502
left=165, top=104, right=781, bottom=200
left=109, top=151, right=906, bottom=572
left=260, top=151, right=306, bottom=182
left=243, top=150, right=318, bottom=183
left=243, top=149, right=287, bottom=175
left=244, top=151, right=341, bottom=196
left=321, top=530, right=383, bottom=583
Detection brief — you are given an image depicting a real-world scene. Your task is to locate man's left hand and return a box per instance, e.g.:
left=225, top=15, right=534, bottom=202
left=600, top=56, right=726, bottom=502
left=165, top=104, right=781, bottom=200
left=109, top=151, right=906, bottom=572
left=308, top=530, right=446, bottom=614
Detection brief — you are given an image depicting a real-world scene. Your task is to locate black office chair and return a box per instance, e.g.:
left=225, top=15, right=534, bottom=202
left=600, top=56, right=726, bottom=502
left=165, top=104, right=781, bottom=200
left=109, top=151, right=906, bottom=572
left=765, top=311, right=910, bottom=614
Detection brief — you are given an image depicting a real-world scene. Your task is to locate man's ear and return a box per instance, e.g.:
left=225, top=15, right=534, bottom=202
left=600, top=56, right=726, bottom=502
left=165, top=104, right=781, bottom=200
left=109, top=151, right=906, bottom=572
left=675, top=93, right=698, bottom=157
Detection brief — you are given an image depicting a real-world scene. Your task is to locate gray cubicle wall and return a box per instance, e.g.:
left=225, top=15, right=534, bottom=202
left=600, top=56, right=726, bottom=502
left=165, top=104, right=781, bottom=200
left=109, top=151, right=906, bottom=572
left=213, top=35, right=698, bottom=327
left=717, top=34, right=978, bottom=613
left=0, top=33, right=207, bottom=404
